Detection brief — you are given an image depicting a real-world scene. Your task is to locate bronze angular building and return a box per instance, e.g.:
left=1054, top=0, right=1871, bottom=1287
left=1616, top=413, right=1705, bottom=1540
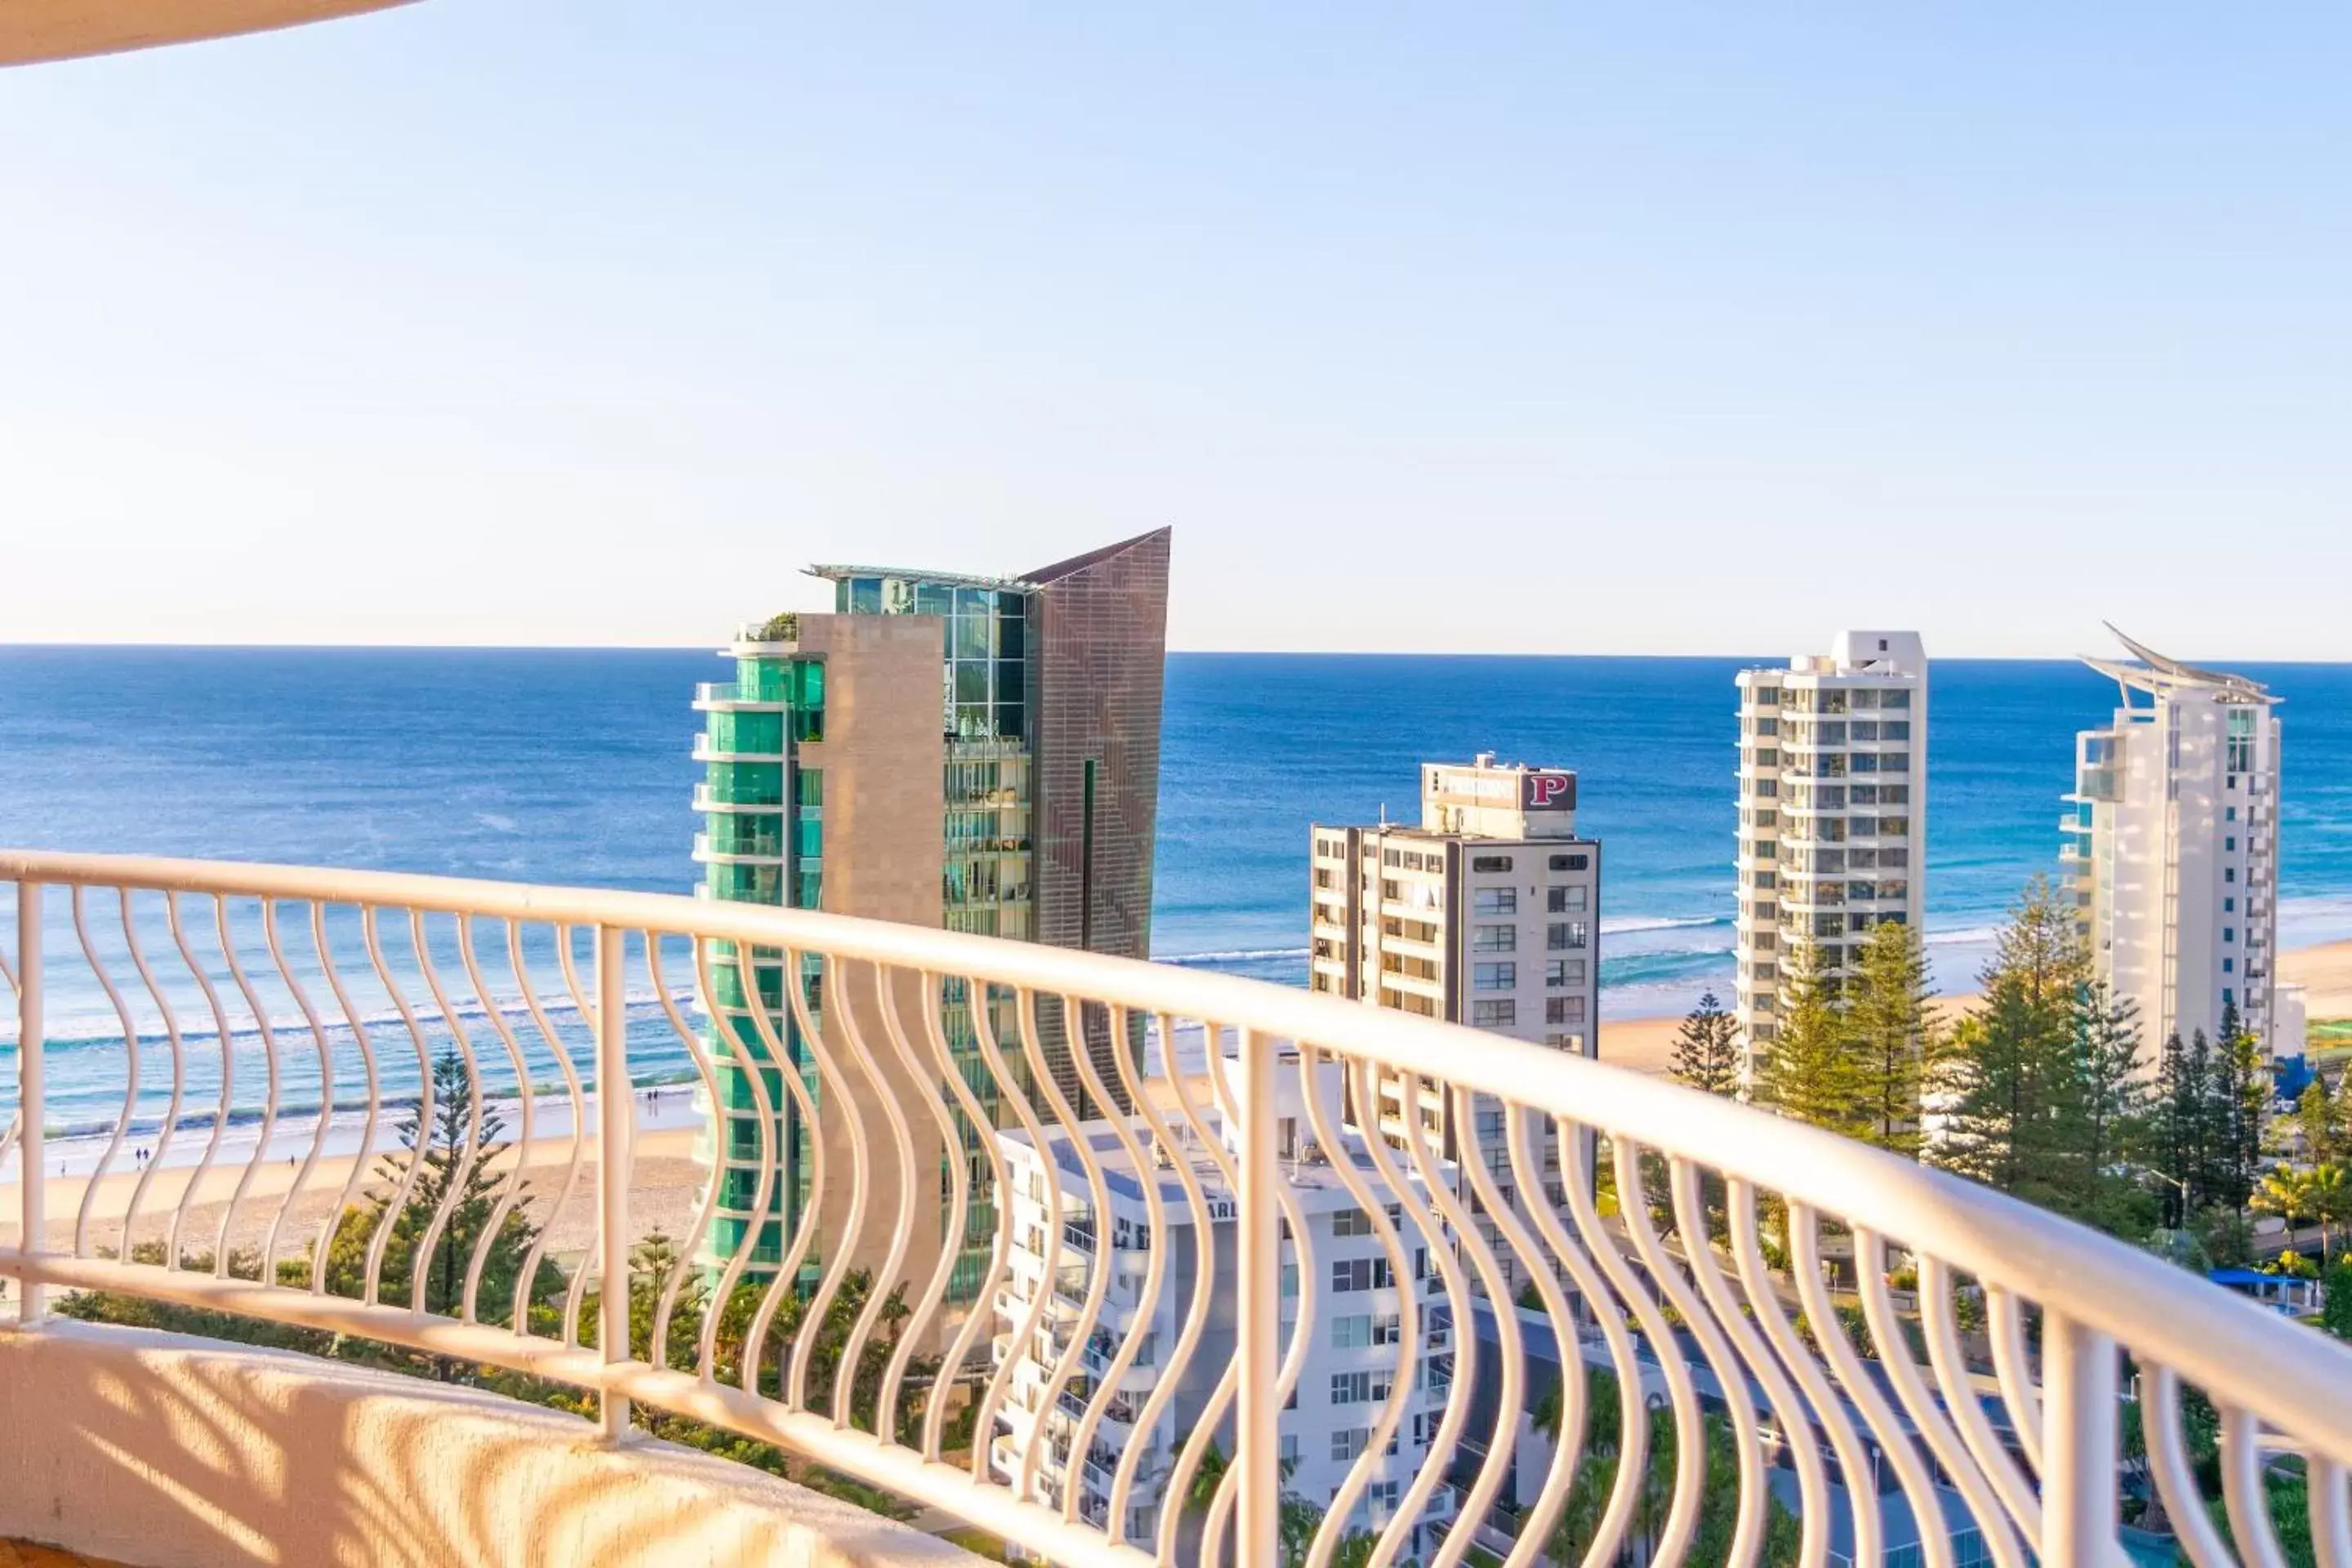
left=693, top=528, right=1169, bottom=1290
left=1022, top=529, right=1172, bottom=1105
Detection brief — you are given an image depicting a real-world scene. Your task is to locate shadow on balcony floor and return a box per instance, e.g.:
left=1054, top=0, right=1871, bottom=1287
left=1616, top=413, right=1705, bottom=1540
left=2, top=1543, right=135, bottom=1568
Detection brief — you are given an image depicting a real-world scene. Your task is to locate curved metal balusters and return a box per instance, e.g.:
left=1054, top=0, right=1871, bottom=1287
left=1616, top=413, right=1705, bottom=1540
left=2221, top=1404, right=2289, bottom=1568
left=867, top=966, right=975, bottom=1442
left=69, top=885, right=140, bottom=1258
left=1293, top=1045, right=1418, bottom=1568
left=1730, top=1178, right=1888, bottom=1567
left=644, top=933, right=728, bottom=1370
left=551, top=929, right=603, bottom=1348
left=0, top=919, right=15, bottom=1182
left=2145, top=1365, right=2234, bottom=1568
left=1916, top=1258, right=2041, bottom=1548
left=1348, top=1061, right=1474, bottom=1568
left=965, top=980, right=1068, bottom=1494
left=1055, top=1000, right=1167, bottom=1535
left=118, top=889, right=187, bottom=1265
left=744, top=942, right=831, bottom=1395
left=453, top=914, right=539, bottom=1326
left=1987, top=1286, right=2046, bottom=1479
left=1855, top=1234, right=2027, bottom=1568
left=403, top=910, right=488, bottom=1316
left=509, top=922, right=588, bottom=1339
left=12, top=851, right=2352, bottom=1568
left=1789, top=1202, right=1951, bottom=1568
left=1089, top=1006, right=1186, bottom=1551
left=1651, top=1156, right=1770, bottom=1568
left=258, top=898, right=337, bottom=1289
left=307, top=902, right=379, bottom=1299
left=913, top=973, right=1018, bottom=1464
left=829, top=959, right=926, bottom=1433
left=1007, top=988, right=1119, bottom=1507
left=1584, top=1137, right=1705, bottom=1567
left=359, top=904, right=435, bottom=1308
left=1147, top=1020, right=1241, bottom=1568
left=782, top=952, right=879, bottom=1415
left=209, top=896, right=285, bottom=1281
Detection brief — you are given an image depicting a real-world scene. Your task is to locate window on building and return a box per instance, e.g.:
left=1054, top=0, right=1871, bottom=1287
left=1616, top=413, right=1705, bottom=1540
left=1472, top=854, right=1513, bottom=872
left=2225, top=897, right=2236, bottom=912
left=1472, top=924, right=1517, bottom=952
left=1330, top=1370, right=1392, bottom=1405
left=2225, top=928, right=2236, bottom=942
left=1472, top=1000, right=1517, bottom=1027
left=1473, top=961, right=1517, bottom=991
left=1332, top=1428, right=1371, bottom=1462
left=1332, top=1314, right=1374, bottom=1348
left=1332, top=1207, right=1375, bottom=1236
left=1546, top=996, right=1588, bottom=1025
left=2226, top=869, right=2238, bottom=883
left=1548, top=922, right=1589, bottom=951
left=1473, top=888, right=1517, bottom=915
left=1331, top=1257, right=1395, bottom=1293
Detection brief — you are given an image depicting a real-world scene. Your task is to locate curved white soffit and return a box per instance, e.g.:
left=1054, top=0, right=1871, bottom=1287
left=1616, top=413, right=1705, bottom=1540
left=2, top=0, right=416, bottom=67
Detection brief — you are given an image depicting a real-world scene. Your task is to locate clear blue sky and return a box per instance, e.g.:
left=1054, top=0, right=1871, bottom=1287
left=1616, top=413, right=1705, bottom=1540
left=5, top=5, right=2348, bottom=656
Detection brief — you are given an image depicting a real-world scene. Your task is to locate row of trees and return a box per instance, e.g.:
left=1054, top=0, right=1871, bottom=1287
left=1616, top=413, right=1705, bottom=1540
left=1670, top=875, right=2326, bottom=1259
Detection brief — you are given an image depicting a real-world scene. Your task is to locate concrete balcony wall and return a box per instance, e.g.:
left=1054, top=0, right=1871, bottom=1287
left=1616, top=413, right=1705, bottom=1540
left=0, top=1321, right=981, bottom=1568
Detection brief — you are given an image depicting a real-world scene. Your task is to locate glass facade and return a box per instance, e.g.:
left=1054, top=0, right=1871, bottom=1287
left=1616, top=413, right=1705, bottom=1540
left=694, top=653, right=825, bottom=1281
left=698, top=532, right=1168, bottom=1298
left=826, top=572, right=1037, bottom=1296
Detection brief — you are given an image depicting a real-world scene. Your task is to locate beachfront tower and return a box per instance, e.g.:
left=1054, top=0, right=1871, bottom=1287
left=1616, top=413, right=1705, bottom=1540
left=1732, top=632, right=1928, bottom=1076
left=2065, top=626, right=2281, bottom=1058
left=690, top=529, right=1171, bottom=1294
left=1309, top=754, right=1602, bottom=1281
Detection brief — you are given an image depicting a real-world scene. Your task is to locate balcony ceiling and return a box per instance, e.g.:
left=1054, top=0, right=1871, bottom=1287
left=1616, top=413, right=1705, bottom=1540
left=2, top=0, right=413, bottom=67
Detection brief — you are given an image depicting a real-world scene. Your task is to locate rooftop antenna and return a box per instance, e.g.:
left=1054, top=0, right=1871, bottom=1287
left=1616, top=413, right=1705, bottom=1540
left=1379, top=802, right=1388, bottom=826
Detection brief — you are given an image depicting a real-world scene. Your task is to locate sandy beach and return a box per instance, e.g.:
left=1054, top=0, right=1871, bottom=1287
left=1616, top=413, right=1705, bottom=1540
left=1, top=1127, right=707, bottom=1266
left=7, top=938, right=2347, bottom=1264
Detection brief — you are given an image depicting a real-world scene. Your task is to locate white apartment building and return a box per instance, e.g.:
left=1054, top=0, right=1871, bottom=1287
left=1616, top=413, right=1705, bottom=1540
left=1308, top=755, right=1601, bottom=1062
left=1733, top=632, right=1928, bottom=1065
left=2065, top=628, right=2281, bottom=1055
left=989, top=1054, right=1459, bottom=1554
left=1307, top=756, right=1600, bottom=1288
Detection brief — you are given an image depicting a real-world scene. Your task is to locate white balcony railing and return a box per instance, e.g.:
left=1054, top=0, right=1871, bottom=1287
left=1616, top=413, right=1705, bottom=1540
left=2, top=851, right=2351, bottom=1567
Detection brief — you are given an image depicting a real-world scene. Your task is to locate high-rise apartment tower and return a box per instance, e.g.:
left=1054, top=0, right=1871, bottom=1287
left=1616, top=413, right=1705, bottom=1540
left=690, top=528, right=1171, bottom=1289
left=2065, top=627, right=2281, bottom=1057
left=1733, top=632, right=1927, bottom=1068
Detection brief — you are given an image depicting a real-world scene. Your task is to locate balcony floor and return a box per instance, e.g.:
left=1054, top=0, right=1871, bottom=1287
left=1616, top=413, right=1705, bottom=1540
left=1, top=1544, right=132, bottom=1568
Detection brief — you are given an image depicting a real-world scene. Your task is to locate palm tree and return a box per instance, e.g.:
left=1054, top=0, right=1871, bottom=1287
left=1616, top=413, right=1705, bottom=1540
left=2307, top=1164, right=2352, bottom=1265
left=2253, top=1165, right=2319, bottom=1253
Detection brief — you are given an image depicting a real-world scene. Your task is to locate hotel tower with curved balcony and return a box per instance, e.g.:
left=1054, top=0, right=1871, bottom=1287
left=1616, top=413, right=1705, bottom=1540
left=2065, top=627, right=2282, bottom=1059
left=1732, top=630, right=1929, bottom=1073
left=691, top=529, right=1171, bottom=1294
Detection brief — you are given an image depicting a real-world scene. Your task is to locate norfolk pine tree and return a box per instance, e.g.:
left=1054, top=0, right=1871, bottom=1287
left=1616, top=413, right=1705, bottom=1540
left=1669, top=989, right=1742, bottom=1098
left=1931, top=876, right=2088, bottom=1208
left=1846, top=917, right=1941, bottom=1156
left=1752, top=939, right=1864, bottom=1138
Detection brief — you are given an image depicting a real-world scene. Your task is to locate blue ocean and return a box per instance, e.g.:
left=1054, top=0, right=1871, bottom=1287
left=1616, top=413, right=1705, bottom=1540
left=3, top=648, right=2350, bottom=1143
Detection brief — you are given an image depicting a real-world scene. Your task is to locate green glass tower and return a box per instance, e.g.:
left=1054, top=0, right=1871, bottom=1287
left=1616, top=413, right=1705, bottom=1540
left=691, top=530, right=1170, bottom=1307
